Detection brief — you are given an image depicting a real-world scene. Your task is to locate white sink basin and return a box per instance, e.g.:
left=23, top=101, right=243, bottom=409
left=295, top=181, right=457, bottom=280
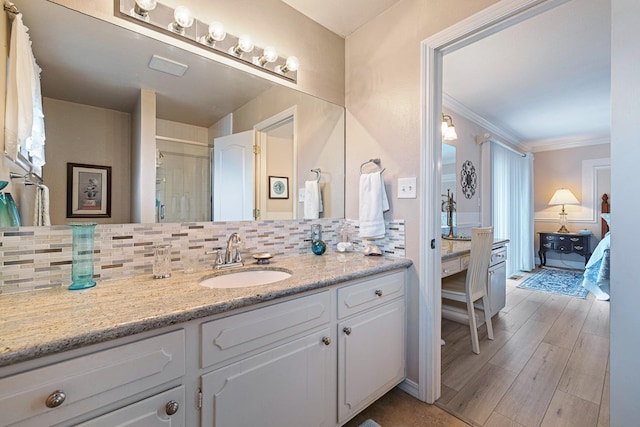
left=199, top=269, right=292, bottom=289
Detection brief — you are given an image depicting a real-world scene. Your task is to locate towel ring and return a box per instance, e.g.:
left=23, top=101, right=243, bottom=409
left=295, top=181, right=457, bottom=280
left=310, top=168, right=321, bottom=182
left=360, top=158, right=385, bottom=174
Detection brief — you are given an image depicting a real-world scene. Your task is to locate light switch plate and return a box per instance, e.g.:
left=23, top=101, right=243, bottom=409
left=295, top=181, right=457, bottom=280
left=398, top=177, right=417, bottom=198
left=298, top=188, right=305, bottom=202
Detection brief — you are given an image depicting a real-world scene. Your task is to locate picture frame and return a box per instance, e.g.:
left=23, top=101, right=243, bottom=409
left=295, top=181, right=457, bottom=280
left=66, top=163, right=112, bottom=218
left=268, top=176, right=289, bottom=199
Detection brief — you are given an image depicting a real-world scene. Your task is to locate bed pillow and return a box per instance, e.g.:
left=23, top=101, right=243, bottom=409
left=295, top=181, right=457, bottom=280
left=601, top=213, right=611, bottom=227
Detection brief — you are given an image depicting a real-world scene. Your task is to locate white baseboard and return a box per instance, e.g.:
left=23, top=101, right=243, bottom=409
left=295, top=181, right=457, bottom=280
left=398, top=378, right=420, bottom=400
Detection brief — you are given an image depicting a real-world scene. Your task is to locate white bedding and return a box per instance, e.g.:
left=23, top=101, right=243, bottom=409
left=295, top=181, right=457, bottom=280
left=582, top=233, right=610, bottom=300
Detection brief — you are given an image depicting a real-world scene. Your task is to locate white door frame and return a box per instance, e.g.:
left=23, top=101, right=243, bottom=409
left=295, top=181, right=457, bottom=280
left=418, top=0, right=571, bottom=403
left=254, top=106, right=298, bottom=219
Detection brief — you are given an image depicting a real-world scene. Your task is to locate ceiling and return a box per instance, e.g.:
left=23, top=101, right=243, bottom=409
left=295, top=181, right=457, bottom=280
left=281, top=0, right=401, bottom=37
left=443, top=0, right=611, bottom=151
left=282, top=0, right=611, bottom=152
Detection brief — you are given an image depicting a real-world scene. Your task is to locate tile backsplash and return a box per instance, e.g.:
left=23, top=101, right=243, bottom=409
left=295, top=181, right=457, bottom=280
left=0, top=219, right=405, bottom=294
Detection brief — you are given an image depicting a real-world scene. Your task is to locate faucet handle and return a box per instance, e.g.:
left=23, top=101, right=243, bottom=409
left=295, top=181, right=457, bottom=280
left=234, top=248, right=242, bottom=263
left=206, top=247, right=225, bottom=267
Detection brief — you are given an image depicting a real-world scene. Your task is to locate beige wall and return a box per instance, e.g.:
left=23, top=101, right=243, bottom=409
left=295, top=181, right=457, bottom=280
left=43, top=98, right=132, bottom=225
left=51, top=0, right=345, bottom=106
left=233, top=85, right=345, bottom=219
left=442, top=111, right=484, bottom=227
left=345, top=0, right=498, bottom=383
left=533, top=143, right=610, bottom=265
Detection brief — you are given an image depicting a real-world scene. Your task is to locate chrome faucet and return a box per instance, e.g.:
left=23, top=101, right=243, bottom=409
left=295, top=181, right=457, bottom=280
left=205, top=232, right=244, bottom=270
left=225, top=232, right=242, bottom=264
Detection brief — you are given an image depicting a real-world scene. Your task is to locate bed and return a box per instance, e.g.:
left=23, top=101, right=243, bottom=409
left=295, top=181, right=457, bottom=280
left=581, top=194, right=610, bottom=300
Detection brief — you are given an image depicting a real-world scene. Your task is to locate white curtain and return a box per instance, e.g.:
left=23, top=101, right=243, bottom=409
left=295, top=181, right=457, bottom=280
left=491, top=143, right=534, bottom=276
left=4, top=14, right=46, bottom=173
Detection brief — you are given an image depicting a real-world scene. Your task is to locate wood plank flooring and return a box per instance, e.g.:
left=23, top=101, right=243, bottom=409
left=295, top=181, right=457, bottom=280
left=438, top=272, right=610, bottom=427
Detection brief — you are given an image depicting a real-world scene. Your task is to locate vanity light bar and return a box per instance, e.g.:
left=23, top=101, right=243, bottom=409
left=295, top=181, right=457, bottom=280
left=117, top=0, right=298, bottom=83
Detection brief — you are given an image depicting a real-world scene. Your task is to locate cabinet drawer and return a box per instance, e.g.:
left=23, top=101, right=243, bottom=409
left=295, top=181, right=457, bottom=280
left=76, top=385, right=185, bottom=426
left=337, top=270, right=405, bottom=319
left=441, top=258, right=461, bottom=276
left=201, top=291, right=331, bottom=369
left=0, top=330, right=185, bottom=426
left=491, top=247, right=507, bottom=266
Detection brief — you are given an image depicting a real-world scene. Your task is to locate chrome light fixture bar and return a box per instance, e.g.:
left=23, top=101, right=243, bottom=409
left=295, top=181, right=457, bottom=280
left=117, top=0, right=298, bottom=83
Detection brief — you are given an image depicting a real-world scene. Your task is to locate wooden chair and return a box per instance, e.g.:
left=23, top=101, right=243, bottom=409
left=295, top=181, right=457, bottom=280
left=442, top=227, right=494, bottom=354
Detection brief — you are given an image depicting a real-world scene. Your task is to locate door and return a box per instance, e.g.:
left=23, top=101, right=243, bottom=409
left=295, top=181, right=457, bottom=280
left=212, top=131, right=255, bottom=221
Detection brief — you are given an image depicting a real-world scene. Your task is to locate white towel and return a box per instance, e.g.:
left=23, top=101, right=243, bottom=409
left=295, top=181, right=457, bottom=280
left=33, top=184, right=50, bottom=226
left=304, top=180, right=322, bottom=219
left=359, top=171, right=389, bottom=239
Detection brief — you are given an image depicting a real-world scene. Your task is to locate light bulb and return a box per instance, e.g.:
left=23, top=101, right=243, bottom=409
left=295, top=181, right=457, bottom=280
left=208, top=21, right=226, bottom=42
left=230, top=35, right=254, bottom=56
left=238, top=35, right=254, bottom=52
left=278, top=56, right=299, bottom=74
left=263, top=46, right=278, bottom=63
left=169, top=6, right=194, bottom=34
left=132, top=0, right=157, bottom=20
left=256, top=46, right=278, bottom=66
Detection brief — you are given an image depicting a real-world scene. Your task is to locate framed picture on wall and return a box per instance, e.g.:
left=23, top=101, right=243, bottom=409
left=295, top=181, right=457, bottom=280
left=269, top=176, right=289, bottom=199
left=66, top=163, right=112, bottom=218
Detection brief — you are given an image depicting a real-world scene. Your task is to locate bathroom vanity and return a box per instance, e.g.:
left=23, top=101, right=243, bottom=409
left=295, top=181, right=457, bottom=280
left=441, top=238, right=509, bottom=323
left=0, top=253, right=410, bottom=426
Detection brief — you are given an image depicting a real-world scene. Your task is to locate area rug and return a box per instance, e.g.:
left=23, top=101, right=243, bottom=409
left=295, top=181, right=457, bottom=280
left=517, top=267, right=588, bottom=298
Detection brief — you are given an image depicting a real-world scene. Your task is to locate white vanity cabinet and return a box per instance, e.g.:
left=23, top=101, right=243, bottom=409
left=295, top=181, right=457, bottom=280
left=336, top=271, right=406, bottom=424
left=0, top=330, right=185, bottom=426
left=199, top=269, right=407, bottom=427
left=199, top=291, right=334, bottom=427
left=0, top=266, right=408, bottom=427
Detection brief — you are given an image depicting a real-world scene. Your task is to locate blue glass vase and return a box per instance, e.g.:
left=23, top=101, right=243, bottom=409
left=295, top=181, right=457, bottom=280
left=0, top=181, right=21, bottom=227
left=69, top=223, right=97, bottom=290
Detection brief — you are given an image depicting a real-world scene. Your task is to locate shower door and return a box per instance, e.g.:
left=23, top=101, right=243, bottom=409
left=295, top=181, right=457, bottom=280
left=155, top=139, right=211, bottom=223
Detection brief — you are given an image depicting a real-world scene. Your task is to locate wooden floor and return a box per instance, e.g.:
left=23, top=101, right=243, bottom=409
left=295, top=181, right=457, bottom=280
left=438, top=271, right=610, bottom=427
left=346, top=271, right=610, bottom=427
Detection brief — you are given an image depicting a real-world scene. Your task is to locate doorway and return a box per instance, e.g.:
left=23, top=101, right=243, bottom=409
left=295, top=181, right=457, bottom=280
left=419, top=0, right=581, bottom=404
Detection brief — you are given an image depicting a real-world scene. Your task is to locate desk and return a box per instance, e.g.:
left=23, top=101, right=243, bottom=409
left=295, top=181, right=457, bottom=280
left=441, top=238, right=509, bottom=323
left=538, top=232, right=591, bottom=266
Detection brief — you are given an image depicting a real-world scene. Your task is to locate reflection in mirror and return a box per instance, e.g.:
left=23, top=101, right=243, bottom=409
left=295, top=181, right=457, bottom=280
left=441, top=143, right=456, bottom=233
left=10, top=0, right=345, bottom=226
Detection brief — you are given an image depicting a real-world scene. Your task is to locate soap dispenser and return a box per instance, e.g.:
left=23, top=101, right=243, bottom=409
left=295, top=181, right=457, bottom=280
left=310, top=224, right=326, bottom=255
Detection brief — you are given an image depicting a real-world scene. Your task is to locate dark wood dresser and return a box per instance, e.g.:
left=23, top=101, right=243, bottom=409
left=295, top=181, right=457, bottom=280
left=538, top=232, right=592, bottom=266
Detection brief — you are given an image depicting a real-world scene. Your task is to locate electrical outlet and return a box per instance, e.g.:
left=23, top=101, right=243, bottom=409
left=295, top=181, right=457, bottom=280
left=298, top=188, right=305, bottom=202
left=398, top=177, right=417, bottom=198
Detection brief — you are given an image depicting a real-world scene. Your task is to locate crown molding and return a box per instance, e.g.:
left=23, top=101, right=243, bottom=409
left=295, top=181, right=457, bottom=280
left=442, top=93, right=528, bottom=150
left=527, top=136, right=610, bottom=152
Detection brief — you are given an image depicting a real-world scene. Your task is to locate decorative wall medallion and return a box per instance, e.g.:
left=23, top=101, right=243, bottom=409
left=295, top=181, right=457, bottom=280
left=460, top=160, right=477, bottom=199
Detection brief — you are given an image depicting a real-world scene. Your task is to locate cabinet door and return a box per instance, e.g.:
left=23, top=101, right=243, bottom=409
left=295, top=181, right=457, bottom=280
left=201, top=328, right=333, bottom=427
left=75, top=386, right=185, bottom=427
left=337, top=299, right=405, bottom=423
left=488, top=261, right=506, bottom=316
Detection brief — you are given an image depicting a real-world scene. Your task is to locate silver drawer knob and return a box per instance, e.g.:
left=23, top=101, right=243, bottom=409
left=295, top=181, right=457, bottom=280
left=165, top=400, right=180, bottom=416
left=343, top=327, right=352, bottom=336
left=374, top=289, right=383, bottom=297
left=45, top=390, right=66, bottom=408
left=322, top=336, right=331, bottom=346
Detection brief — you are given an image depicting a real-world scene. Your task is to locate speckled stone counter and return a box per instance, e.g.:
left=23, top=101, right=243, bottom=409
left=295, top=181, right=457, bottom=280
left=441, top=237, right=509, bottom=260
left=0, top=252, right=412, bottom=367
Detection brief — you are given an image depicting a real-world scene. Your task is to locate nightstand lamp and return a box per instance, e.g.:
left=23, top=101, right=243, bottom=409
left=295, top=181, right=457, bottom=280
left=548, top=188, right=580, bottom=233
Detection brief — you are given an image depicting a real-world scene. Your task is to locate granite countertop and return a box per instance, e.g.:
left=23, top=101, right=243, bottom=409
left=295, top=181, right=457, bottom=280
left=0, top=252, right=412, bottom=367
left=441, top=237, right=509, bottom=260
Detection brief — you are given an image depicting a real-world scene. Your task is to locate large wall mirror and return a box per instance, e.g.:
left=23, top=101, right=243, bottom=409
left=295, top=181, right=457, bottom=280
left=10, top=0, right=345, bottom=225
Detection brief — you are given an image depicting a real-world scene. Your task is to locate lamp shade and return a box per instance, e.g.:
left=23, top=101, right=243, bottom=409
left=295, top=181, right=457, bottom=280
left=548, top=188, right=579, bottom=206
